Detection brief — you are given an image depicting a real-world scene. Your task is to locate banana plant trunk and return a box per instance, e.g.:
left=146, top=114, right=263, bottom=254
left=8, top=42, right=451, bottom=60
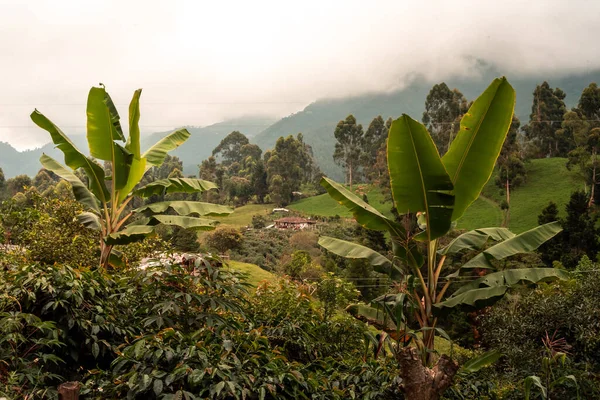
left=397, top=347, right=459, bottom=400
left=99, top=242, right=113, bottom=269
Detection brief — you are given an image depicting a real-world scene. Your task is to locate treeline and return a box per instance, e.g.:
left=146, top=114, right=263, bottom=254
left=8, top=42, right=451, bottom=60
left=199, top=131, right=322, bottom=207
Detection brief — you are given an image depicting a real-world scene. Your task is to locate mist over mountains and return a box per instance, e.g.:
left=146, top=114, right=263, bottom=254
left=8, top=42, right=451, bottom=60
left=2, top=69, right=599, bottom=180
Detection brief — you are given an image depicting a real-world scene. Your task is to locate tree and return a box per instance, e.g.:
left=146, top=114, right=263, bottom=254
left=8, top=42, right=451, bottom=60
left=578, top=82, right=600, bottom=125
left=318, top=78, right=568, bottom=399
left=422, top=83, right=468, bottom=155
left=539, top=191, right=600, bottom=268
left=333, top=115, right=364, bottom=188
left=250, top=160, right=268, bottom=203
left=205, top=226, right=243, bottom=254
left=525, top=82, right=568, bottom=157
left=362, top=116, right=388, bottom=182
left=6, top=174, right=32, bottom=196
left=32, top=85, right=233, bottom=268
left=0, top=167, right=5, bottom=198
left=266, top=134, right=308, bottom=206
left=563, top=111, right=600, bottom=205
left=538, top=201, right=559, bottom=225
left=495, top=116, right=526, bottom=227
left=212, top=131, right=250, bottom=165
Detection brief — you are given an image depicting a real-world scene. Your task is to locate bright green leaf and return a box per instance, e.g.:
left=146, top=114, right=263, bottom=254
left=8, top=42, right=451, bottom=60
left=388, top=114, right=454, bottom=239
left=40, top=154, right=100, bottom=213
left=442, top=77, right=516, bottom=220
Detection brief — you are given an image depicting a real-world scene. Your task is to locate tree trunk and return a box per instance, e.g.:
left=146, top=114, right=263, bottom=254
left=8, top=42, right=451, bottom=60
left=349, top=160, right=353, bottom=190
left=397, top=347, right=459, bottom=400
left=58, top=381, right=80, bottom=400
left=589, top=149, right=596, bottom=207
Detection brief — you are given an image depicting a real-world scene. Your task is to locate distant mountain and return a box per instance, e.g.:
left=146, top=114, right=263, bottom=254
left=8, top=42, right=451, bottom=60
left=253, top=70, right=600, bottom=180
left=0, top=116, right=276, bottom=178
left=3, top=71, right=600, bottom=181
left=144, top=116, right=276, bottom=175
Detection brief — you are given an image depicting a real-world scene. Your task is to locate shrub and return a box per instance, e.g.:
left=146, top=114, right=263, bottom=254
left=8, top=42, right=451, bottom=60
left=205, top=226, right=244, bottom=254
left=251, top=214, right=267, bottom=229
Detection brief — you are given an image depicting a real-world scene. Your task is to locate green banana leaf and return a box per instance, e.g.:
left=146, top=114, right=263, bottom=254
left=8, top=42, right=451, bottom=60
left=318, top=236, right=400, bottom=278
left=135, top=201, right=233, bottom=217
left=105, top=225, right=155, bottom=245
left=320, top=177, right=405, bottom=236
left=86, top=86, right=133, bottom=190
left=452, top=268, right=570, bottom=296
left=442, top=78, right=516, bottom=221
left=143, top=129, right=191, bottom=168
left=31, top=110, right=110, bottom=203
left=149, top=215, right=218, bottom=230
left=435, top=285, right=508, bottom=310
left=438, top=227, right=515, bottom=255
left=126, top=89, right=142, bottom=155
left=460, top=222, right=562, bottom=270
left=437, top=267, right=570, bottom=311
left=134, top=178, right=218, bottom=197
left=459, top=350, right=502, bottom=374
left=76, top=211, right=101, bottom=230
left=346, top=304, right=397, bottom=332
left=39, top=154, right=100, bottom=213
left=387, top=115, right=454, bottom=240
left=118, top=89, right=146, bottom=203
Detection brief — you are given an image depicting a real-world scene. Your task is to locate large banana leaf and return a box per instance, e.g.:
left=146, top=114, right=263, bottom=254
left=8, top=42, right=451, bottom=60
left=31, top=110, right=110, bottom=203
left=118, top=89, right=147, bottom=203
left=149, top=215, right=218, bottom=230
left=346, top=304, right=397, bottom=332
left=105, top=225, right=155, bottom=245
left=318, top=236, right=399, bottom=277
left=438, top=227, right=515, bottom=255
left=459, top=350, right=502, bottom=374
left=320, top=177, right=405, bottom=236
left=135, top=201, right=233, bottom=217
left=452, top=268, right=570, bottom=296
left=86, top=86, right=133, bottom=190
left=143, top=129, right=191, bottom=168
left=388, top=115, right=454, bottom=240
left=436, top=267, right=570, bottom=311
left=435, top=285, right=508, bottom=311
left=460, top=222, right=562, bottom=270
left=40, top=154, right=100, bottom=213
left=442, top=78, right=515, bottom=221
left=126, top=89, right=142, bottom=156
left=76, top=211, right=101, bottom=230
left=134, top=178, right=218, bottom=197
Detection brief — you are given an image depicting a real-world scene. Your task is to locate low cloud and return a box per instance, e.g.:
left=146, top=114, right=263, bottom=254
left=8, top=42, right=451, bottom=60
left=1, top=0, right=599, bottom=150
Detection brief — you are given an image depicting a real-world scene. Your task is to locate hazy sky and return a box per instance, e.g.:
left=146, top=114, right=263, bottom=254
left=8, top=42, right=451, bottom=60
left=1, top=0, right=599, bottom=150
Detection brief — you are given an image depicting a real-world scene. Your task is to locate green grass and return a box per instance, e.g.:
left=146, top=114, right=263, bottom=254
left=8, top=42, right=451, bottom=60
left=213, top=203, right=274, bottom=228
left=287, top=158, right=584, bottom=233
left=478, top=158, right=583, bottom=233
left=289, top=185, right=393, bottom=218
left=225, top=260, right=274, bottom=287
left=456, top=196, right=503, bottom=230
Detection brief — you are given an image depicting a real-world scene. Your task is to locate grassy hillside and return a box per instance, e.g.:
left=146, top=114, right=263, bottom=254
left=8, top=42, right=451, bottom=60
left=480, top=157, right=583, bottom=232
left=286, top=158, right=584, bottom=233
left=213, top=203, right=274, bottom=228
left=225, top=260, right=274, bottom=287
left=289, top=185, right=394, bottom=219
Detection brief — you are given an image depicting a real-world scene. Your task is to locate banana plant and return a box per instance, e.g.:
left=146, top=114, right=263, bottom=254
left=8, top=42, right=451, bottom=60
left=32, top=86, right=232, bottom=268
left=318, top=78, right=570, bottom=399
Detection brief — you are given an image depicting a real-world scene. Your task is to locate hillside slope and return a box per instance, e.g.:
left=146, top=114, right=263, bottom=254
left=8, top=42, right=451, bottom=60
left=254, top=70, right=600, bottom=180
left=288, top=158, right=583, bottom=233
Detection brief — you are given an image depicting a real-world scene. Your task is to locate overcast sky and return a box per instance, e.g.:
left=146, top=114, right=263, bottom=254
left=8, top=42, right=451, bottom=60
left=1, top=0, right=599, bottom=150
